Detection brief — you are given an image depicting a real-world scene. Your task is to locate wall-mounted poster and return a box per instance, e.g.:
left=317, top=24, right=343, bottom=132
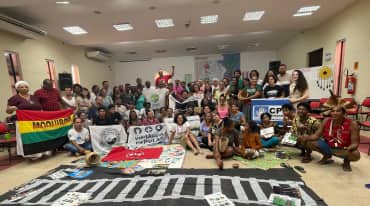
left=195, top=53, right=240, bottom=80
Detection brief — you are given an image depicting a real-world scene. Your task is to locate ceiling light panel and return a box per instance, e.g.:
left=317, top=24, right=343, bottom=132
left=63, top=26, right=88, bottom=35
left=293, top=12, right=313, bottom=17
left=155, top=18, right=174, bottom=28
left=243, top=11, right=265, bottom=21
left=200, top=15, right=219, bottom=24
left=56, top=1, right=70, bottom=4
left=297, top=5, right=320, bottom=13
left=113, top=23, right=133, bottom=31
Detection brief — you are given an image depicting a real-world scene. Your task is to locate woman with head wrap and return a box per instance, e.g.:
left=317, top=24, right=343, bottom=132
left=6, top=81, right=42, bottom=114
left=6, top=81, right=49, bottom=160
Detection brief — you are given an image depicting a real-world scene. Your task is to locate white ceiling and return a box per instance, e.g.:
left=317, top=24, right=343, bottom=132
left=0, top=0, right=356, bottom=61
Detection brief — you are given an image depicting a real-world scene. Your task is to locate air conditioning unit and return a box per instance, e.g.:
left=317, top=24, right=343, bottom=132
left=86, top=50, right=112, bottom=62
left=0, top=13, right=47, bottom=39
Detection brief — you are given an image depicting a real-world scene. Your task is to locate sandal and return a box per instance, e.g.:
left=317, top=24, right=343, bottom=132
left=280, top=163, right=292, bottom=168
left=318, top=159, right=334, bottom=165
left=294, top=166, right=306, bottom=173
left=301, top=156, right=313, bottom=163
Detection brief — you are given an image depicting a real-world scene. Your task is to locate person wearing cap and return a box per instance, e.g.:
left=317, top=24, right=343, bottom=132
left=7, top=80, right=42, bottom=114
left=301, top=105, right=360, bottom=171
left=155, top=66, right=175, bottom=87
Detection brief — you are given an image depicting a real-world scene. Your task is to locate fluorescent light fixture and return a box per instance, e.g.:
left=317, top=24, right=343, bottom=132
left=293, top=12, right=313, bottom=17
left=200, top=15, right=219, bottom=24
left=63, top=26, right=88, bottom=35
left=297, top=5, right=320, bottom=13
left=113, top=23, right=133, bottom=31
left=155, top=18, right=174, bottom=28
left=56, top=1, right=70, bottom=4
left=243, top=11, right=265, bottom=21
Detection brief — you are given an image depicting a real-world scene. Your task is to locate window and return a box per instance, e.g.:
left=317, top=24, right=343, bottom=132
left=71, top=64, right=80, bottom=84
left=4, top=51, right=23, bottom=94
left=308, top=48, right=323, bottom=67
left=46, top=59, right=57, bottom=88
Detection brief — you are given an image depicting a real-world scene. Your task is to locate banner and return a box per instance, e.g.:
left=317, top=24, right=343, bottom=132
left=89, top=125, right=127, bottom=155
left=142, top=87, right=168, bottom=110
left=16, top=109, right=73, bottom=156
left=168, top=94, right=200, bottom=111
left=128, top=123, right=168, bottom=148
left=251, top=98, right=290, bottom=125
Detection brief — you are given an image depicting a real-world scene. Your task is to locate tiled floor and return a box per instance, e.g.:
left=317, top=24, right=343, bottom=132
left=1, top=131, right=370, bottom=205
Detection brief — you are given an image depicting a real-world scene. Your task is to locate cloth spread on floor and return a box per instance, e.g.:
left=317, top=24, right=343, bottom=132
left=101, top=146, right=163, bottom=161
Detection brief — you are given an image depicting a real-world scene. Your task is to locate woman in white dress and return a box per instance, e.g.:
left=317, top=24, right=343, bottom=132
left=169, top=113, right=202, bottom=155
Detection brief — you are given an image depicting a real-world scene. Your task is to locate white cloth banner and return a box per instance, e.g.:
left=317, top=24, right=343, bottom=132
left=142, top=87, right=168, bottom=110
left=89, top=125, right=127, bottom=155
left=128, top=123, right=168, bottom=148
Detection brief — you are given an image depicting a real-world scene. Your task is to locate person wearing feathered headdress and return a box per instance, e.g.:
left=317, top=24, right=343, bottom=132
left=298, top=91, right=360, bottom=172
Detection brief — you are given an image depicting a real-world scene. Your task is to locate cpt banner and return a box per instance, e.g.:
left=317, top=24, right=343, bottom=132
left=128, top=123, right=168, bottom=148
left=16, top=109, right=73, bottom=156
left=89, top=125, right=128, bottom=155
left=251, top=98, right=290, bottom=125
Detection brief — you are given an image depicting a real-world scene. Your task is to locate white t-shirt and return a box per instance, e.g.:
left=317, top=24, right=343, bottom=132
left=68, top=127, right=90, bottom=145
left=171, top=122, right=190, bottom=143
left=62, top=96, right=76, bottom=108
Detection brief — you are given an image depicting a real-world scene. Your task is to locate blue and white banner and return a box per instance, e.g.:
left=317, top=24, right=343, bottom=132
left=251, top=98, right=290, bottom=124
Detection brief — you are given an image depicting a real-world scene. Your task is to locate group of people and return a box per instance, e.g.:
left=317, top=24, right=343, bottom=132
left=5, top=64, right=360, bottom=172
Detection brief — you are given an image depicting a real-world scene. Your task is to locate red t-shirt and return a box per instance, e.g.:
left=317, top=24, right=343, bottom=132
left=155, top=74, right=172, bottom=86
left=323, top=118, right=352, bottom=148
left=34, top=88, right=62, bottom=111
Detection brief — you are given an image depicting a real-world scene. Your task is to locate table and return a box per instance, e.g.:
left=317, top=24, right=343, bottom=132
left=0, top=136, right=16, bottom=164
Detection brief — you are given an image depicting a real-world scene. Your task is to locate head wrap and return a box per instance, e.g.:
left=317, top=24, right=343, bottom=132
left=15, top=80, right=30, bottom=90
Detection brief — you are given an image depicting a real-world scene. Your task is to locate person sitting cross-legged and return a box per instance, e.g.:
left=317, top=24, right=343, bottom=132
left=259, top=112, right=280, bottom=148
left=301, top=105, right=360, bottom=172
left=64, top=117, right=93, bottom=156
left=206, top=117, right=240, bottom=170
left=236, top=120, right=262, bottom=159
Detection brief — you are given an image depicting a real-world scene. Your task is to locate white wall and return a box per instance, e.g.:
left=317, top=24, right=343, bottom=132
left=113, top=50, right=277, bottom=85
left=277, top=0, right=370, bottom=101
left=0, top=30, right=113, bottom=121
left=113, top=56, right=195, bottom=85
left=240, top=51, right=278, bottom=75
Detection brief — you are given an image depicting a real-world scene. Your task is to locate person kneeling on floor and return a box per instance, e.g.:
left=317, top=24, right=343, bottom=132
left=236, top=120, right=262, bottom=159
left=206, top=117, right=240, bottom=169
left=64, top=117, right=93, bottom=156
left=299, top=105, right=360, bottom=172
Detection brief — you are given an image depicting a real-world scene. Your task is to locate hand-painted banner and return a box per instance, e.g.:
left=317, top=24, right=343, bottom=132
left=16, top=109, right=74, bottom=156
left=128, top=123, right=168, bottom=148
left=251, top=98, right=290, bottom=125
left=89, top=125, right=127, bottom=155
left=142, top=87, right=168, bottom=110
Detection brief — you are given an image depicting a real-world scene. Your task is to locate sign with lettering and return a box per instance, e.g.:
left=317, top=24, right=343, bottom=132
left=251, top=98, right=290, bottom=125
left=128, top=123, right=168, bottom=148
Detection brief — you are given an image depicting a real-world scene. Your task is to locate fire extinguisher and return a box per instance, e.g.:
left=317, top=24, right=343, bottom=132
left=347, top=74, right=356, bottom=94
left=344, top=69, right=349, bottom=88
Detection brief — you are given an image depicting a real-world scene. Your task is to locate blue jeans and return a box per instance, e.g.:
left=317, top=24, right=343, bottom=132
left=64, top=142, right=92, bottom=154
left=261, top=137, right=280, bottom=148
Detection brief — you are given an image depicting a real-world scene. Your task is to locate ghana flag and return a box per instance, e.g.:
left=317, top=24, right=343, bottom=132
left=16, top=109, right=74, bottom=155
